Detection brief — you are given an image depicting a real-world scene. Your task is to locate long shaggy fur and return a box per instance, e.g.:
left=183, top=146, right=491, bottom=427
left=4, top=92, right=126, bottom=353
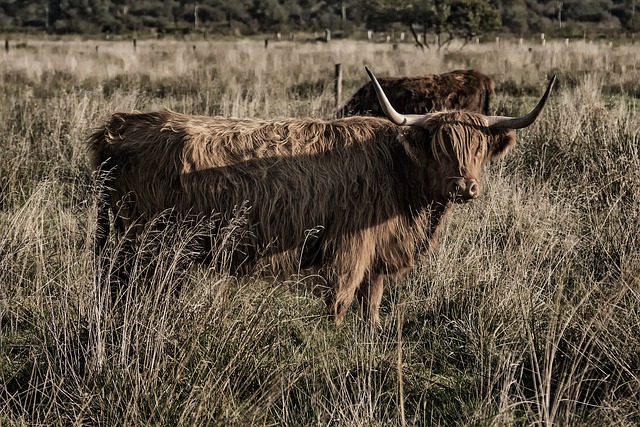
left=88, top=109, right=515, bottom=326
left=337, top=69, right=495, bottom=118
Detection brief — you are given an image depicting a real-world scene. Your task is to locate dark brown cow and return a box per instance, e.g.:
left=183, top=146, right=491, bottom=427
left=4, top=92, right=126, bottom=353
left=337, top=69, right=495, bottom=118
left=89, top=67, right=555, bottom=328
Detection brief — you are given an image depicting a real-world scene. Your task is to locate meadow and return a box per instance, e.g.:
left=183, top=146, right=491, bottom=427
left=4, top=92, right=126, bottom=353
left=0, top=36, right=639, bottom=426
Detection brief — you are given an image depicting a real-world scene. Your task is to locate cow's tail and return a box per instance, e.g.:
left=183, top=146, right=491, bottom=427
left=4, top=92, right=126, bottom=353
left=485, top=80, right=496, bottom=116
left=87, top=122, right=117, bottom=259
left=483, top=89, right=492, bottom=116
left=336, top=104, right=348, bottom=118
left=94, top=169, right=111, bottom=258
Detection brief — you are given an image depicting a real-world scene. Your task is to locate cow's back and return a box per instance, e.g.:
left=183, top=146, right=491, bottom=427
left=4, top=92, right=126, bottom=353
left=338, top=70, right=494, bottom=117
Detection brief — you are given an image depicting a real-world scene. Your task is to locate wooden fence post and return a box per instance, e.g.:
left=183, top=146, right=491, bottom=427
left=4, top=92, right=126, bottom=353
left=334, top=63, right=342, bottom=108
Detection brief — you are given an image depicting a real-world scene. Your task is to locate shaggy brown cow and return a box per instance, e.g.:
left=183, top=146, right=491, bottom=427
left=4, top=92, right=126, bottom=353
left=337, top=69, right=495, bottom=118
left=89, top=67, right=555, bottom=328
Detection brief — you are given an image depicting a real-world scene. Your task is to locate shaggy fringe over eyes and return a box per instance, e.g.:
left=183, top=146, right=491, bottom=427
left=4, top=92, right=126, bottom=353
left=428, top=111, right=488, bottom=168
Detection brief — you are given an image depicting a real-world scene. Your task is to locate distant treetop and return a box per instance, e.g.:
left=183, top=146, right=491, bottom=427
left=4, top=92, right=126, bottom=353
left=0, top=0, right=636, bottom=37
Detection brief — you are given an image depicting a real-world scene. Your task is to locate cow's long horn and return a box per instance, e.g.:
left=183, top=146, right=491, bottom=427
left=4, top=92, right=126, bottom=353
left=365, top=66, right=426, bottom=127
left=487, top=75, right=557, bottom=129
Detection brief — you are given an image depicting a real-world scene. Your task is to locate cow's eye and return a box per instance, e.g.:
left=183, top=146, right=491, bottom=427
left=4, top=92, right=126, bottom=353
left=476, top=144, right=483, bottom=156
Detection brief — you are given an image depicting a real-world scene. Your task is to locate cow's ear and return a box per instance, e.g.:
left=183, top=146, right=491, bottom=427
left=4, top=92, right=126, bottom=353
left=400, top=140, right=425, bottom=164
left=489, top=129, right=516, bottom=160
left=397, top=129, right=428, bottom=164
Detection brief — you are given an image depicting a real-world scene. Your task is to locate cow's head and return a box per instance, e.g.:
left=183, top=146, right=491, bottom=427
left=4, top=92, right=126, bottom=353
left=365, top=67, right=555, bottom=203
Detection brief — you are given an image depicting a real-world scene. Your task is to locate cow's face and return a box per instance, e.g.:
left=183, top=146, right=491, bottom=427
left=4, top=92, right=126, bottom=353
left=421, top=112, right=516, bottom=203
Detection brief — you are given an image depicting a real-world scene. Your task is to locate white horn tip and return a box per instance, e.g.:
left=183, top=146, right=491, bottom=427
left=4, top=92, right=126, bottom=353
left=365, top=66, right=375, bottom=80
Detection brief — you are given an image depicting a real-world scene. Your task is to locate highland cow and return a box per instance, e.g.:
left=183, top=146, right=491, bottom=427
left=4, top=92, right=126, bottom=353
left=89, top=67, right=555, bottom=328
left=337, top=69, right=495, bottom=118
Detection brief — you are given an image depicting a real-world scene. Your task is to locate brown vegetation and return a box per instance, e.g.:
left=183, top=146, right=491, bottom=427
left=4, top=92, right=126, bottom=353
left=1, top=38, right=639, bottom=425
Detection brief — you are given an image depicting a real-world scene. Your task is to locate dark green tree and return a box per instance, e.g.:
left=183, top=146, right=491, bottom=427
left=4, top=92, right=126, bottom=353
left=500, top=0, right=532, bottom=34
left=251, top=0, right=289, bottom=30
left=449, top=0, right=501, bottom=46
left=0, top=0, right=633, bottom=36
left=363, top=0, right=500, bottom=50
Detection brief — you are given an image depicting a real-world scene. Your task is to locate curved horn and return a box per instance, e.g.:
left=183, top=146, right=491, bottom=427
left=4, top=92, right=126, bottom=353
left=365, top=66, right=426, bottom=126
left=487, top=75, right=557, bottom=129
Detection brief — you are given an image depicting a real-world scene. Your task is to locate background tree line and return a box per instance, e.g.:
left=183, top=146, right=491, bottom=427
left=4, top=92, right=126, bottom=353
left=0, top=0, right=638, bottom=39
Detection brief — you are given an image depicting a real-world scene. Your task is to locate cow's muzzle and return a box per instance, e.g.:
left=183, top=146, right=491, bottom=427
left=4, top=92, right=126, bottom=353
left=447, top=178, right=480, bottom=203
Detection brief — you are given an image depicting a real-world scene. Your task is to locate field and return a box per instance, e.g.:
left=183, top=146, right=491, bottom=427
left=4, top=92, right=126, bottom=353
left=1, top=37, right=639, bottom=426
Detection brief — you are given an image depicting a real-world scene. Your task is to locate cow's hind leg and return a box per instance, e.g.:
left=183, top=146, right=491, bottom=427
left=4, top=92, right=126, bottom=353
left=329, top=267, right=370, bottom=326
left=326, top=235, right=376, bottom=325
left=359, top=274, right=384, bottom=329
left=332, top=282, right=358, bottom=325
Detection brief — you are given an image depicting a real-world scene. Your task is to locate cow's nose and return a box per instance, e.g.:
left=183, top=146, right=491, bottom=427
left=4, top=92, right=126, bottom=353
left=448, top=178, right=480, bottom=202
left=467, top=180, right=479, bottom=198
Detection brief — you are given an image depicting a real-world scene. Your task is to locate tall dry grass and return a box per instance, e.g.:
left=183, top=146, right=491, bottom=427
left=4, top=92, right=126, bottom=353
left=1, top=38, right=639, bottom=426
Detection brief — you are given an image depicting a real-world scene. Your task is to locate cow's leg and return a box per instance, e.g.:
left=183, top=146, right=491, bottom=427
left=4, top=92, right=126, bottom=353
left=329, top=261, right=370, bottom=325
left=360, top=274, right=384, bottom=329
left=110, top=230, right=138, bottom=305
left=332, top=270, right=366, bottom=325
left=108, top=211, right=144, bottom=306
left=327, top=234, right=376, bottom=325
